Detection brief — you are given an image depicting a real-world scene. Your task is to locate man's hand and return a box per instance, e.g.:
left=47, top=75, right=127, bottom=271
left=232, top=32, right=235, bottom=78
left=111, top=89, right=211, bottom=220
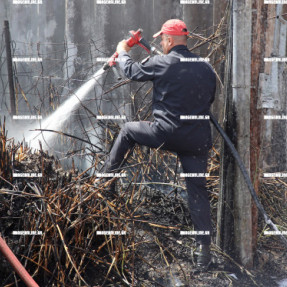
left=116, top=40, right=131, bottom=54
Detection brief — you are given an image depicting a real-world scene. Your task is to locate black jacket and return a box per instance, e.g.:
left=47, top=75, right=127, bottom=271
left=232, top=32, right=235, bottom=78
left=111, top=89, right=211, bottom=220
left=118, top=45, right=216, bottom=152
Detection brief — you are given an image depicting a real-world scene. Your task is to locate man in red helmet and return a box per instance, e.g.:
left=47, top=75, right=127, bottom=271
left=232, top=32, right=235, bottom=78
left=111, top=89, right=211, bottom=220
left=100, top=19, right=216, bottom=268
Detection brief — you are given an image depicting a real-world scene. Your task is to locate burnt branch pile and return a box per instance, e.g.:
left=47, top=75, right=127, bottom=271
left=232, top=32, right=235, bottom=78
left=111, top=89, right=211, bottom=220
left=0, top=117, right=222, bottom=286
left=1, top=120, right=287, bottom=287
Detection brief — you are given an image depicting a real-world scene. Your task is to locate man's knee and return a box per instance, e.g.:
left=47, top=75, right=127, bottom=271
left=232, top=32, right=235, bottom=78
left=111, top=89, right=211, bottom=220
left=119, top=122, right=135, bottom=145
left=122, top=122, right=132, bottom=133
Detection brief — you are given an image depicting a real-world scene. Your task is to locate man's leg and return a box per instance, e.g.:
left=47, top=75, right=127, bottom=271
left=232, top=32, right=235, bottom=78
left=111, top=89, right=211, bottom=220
left=102, top=121, right=165, bottom=174
left=178, top=152, right=212, bottom=266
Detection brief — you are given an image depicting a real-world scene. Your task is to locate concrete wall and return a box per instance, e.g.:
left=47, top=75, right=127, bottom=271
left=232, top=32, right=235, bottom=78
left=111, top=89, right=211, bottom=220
left=0, top=0, right=217, bottom=112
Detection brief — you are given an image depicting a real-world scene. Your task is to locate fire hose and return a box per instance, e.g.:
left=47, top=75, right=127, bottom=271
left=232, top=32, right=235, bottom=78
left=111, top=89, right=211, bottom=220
left=0, top=235, right=39, bottom=287
left=104, top=28, right=287, bottom=247
left=102, top=28, right=161, bottom=71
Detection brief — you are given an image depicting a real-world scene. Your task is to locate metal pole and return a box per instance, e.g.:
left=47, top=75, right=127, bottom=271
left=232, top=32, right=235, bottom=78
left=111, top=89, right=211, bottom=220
left=4, top=20, right=16, bottom=116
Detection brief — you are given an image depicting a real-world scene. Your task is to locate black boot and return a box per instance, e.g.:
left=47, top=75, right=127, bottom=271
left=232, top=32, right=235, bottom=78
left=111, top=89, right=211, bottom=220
left=194, top=244, right=211, bottom=268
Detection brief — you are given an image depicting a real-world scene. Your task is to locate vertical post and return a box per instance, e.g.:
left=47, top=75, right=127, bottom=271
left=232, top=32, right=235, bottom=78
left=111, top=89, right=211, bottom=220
left=250, top=0, right=265, bottom=254
left=216, top=0, right=236, bottom=258
left=4, top=20, right=16, bottom=116
left=217, top=0, right=253, bottom=268
left=232, top=0, right=253, bottom=268
left=212, top=0, right=229, bottom=121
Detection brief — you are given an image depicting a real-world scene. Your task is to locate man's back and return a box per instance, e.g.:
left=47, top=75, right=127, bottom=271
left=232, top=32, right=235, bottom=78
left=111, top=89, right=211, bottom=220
left=119, top=44, right=216, bottom=132
left=151, top=45, right=216, bottom=129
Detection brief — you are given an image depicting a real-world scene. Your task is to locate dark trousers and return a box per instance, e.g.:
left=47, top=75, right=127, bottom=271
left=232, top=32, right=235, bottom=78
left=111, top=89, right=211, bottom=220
left=102, top=121, right=212, bottom=245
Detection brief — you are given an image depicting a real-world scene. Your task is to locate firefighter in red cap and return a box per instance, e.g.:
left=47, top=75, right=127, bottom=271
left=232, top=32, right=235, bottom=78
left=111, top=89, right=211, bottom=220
left=100, top=19, right=216, bottom=268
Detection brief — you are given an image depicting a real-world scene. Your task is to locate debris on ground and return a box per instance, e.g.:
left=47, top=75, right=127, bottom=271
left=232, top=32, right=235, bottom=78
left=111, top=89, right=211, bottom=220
left=0, top=121, right=286, bottom=287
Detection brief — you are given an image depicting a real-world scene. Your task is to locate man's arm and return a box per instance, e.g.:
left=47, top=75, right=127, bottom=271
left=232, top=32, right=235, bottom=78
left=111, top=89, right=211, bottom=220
left=116, top=40, right=155, bottom=82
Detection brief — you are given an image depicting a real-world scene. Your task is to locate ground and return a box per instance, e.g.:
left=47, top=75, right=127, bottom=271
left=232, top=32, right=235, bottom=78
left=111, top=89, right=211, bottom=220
left=0, top=145, right=287, bottom=287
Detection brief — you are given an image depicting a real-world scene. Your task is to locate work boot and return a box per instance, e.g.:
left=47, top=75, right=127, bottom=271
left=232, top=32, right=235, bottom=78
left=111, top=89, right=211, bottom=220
left=193, top=244, right=211, bottom=268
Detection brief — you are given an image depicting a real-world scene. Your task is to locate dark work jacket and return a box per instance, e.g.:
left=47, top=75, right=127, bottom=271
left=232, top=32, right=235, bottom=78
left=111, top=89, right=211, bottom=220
left=118, top=45, right=216, bottom=153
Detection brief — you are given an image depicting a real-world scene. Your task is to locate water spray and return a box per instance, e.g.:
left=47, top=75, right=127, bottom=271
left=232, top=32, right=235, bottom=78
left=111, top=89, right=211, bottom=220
left=28, top=68, right=105, bottom=149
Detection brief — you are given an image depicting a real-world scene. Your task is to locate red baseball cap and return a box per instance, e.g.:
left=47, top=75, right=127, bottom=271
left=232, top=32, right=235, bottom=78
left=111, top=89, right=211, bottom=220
left=153, top=19, right=189, bottom=38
